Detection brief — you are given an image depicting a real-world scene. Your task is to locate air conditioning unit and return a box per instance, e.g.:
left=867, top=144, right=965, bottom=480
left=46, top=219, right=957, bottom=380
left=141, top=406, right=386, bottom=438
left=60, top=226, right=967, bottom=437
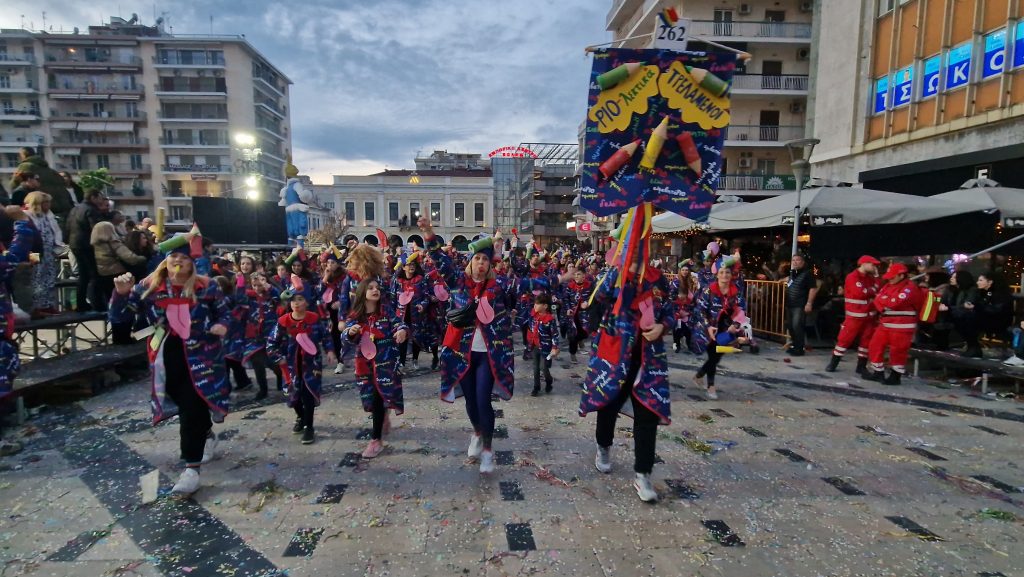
left=800, top=1, right=813, bottom=12
left=790, top=101, right=805, bottom=113
left=797, top=47, right=811, bottom=61
left=738, top=158, right=753, bottom=169
left=738, top=3, right=752, bottom=15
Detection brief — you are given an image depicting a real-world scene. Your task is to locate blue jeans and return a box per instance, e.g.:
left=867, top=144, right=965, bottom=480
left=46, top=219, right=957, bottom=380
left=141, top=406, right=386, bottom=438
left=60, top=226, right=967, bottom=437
left=460, top=351, right=496, bottom=448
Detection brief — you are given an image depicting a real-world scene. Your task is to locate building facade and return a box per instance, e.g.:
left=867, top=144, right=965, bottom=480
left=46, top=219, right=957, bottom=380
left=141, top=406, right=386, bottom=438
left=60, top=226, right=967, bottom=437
left=318, top=166, right=494, bottom=250
left=0, top=16, right=291, bottom=224
left=809, top=0, right=1024, bottom=193
left=607, top=0, right=814, bottom=199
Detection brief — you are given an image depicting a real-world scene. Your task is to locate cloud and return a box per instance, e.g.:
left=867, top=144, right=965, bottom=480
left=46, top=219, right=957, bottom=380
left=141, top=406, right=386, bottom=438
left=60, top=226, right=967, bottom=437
left=2, top=0, right=609, bottom=176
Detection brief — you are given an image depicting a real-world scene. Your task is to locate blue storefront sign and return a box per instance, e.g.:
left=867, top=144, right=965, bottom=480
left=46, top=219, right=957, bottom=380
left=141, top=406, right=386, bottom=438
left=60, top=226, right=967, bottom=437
left=892, top=65, right=913, bottom=107
left=945, top=43, right=972, bottom=90
left=921, top=55, right=941, bottom=98
left=982, top=29, right=1006, bottom=79
left=1015, top=22, right=1024, bottom=69
left=873, top=76, right=889, bottom=114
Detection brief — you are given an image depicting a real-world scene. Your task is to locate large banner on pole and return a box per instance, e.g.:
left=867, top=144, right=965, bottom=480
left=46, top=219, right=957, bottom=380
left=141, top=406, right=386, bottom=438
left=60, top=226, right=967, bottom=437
left=579, top=48, right=734, bottom=220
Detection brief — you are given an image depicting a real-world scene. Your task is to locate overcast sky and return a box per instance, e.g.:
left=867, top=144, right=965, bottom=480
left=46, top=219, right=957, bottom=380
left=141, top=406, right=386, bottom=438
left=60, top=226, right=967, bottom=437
left=1, top=1, right=609, bottom=183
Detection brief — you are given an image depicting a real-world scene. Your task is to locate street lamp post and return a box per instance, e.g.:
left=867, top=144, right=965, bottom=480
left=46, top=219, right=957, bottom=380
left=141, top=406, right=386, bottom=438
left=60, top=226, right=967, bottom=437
left=784, top=138, right=820, bottom=260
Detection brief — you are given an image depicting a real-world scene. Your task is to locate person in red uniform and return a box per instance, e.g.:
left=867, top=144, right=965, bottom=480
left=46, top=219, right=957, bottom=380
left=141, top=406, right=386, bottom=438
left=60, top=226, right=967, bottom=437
left=863, top=263, right=924, bottom=385
left=826, top=255, right=881, bottom=374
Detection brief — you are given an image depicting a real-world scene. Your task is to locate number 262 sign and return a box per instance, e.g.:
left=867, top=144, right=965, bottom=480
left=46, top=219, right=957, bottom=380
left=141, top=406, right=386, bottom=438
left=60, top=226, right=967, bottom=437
left=653, top=19, right=691, bottom=51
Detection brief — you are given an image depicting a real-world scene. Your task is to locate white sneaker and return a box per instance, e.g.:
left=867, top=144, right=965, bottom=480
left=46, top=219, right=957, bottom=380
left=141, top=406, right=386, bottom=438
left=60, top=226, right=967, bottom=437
left=201, top=432, right=218, bottom=464
left=479, top=450, right=495, bottom=474
left=1003, top=355, right=1024, bottom=367
left=594, top=445, right=612, bottom=473
left=171, top=468, right=200, bottom=495
left=333, top=363, right=344, bottom=375
left=633, top=473, right=658, bottom=503
left=467, top=434, right=483, bottom=458
left=705, top=388, right=719, bottom=400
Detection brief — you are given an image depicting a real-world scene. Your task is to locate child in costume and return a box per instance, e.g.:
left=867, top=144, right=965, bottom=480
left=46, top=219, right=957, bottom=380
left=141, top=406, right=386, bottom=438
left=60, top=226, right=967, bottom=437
left=526, top=293, right=560, bottom=396
left=109, top=228, right=231, bottom=495
left=267, top=276, right=336, bottom=445
left=343, top=278, right=408, bottom=458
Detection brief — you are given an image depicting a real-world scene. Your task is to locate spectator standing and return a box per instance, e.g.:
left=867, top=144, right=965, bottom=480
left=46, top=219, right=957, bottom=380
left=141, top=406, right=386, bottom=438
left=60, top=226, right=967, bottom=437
left=785, top=254, right=817, bottom=356
left=24, top=192, right=63, bottom=318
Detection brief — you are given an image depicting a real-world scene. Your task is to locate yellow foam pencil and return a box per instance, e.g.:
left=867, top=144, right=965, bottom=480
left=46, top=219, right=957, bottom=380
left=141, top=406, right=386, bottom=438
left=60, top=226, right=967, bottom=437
left=639, top=116, right=669, bottom=170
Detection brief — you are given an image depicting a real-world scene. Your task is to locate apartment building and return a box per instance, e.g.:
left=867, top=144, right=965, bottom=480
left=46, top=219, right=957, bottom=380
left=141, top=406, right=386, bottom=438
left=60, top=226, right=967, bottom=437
left=0, top=16, right=291, bottom=223
left=810, top=0, right=1024, bottom=193
left=606, top=0, right=814, bottom=198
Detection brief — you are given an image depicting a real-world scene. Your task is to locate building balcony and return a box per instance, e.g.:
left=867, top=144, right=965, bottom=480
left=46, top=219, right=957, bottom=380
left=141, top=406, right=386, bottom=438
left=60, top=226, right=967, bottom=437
left=690, top=20, right=811, bottom=43
left=47, top=84, right=144, bottom=96
left=45, top=54, right=143, bottom=69
left=730, top=74, right=809, bottom=96
left=158, top=137, right=230, bottom=148
left=0, top=108, right=42, bottom=121
left=716, top=174, right=797, bottom=195
left=0, top=84, right=37, bottom=94
left=51, top=136, right=149, bottom=148
left=162, top=164, right=231, bottom=173
left=723, top=125, right=805, bottom=146
left=0, top=54, right=35, bottom=65
left=54, top=110, right=147, bottom=121
left=606, top=0, right=644, bottom=30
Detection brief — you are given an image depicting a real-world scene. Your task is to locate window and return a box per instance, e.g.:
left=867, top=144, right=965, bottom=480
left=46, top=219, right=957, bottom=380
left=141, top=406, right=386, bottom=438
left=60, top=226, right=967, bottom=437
left=130, top=154, right=143, bottom=169
left=454, top=202, right=465, bottom=223
left=474, top=202, right=485, bottom=222
left=364, top=201, right=375, bottom=223
left=410, top=202, right=420, bottom=219
left=96, top=154, right=110, bottom=169
left=430, top=202, right=441, bottom=223
left=389, top=201, right=399, bottom=222
left=344, top=201, right=355, bottom=222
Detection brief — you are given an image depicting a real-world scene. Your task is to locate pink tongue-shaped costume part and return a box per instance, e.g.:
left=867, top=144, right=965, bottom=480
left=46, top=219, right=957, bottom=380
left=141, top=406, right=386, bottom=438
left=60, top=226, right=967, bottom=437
left=359, top=331, right=377, bottom=359
left=167, top=303, right=191, bottom=339
left=399, top=290, right=414, bottom=306
left=322, top=287, right=334, bottom=304
left=638, top=297, right=656, bottom=330
left=433, top=284, right=449, bottom=302
left=296, top=333, right=317, bottom=356
left=476, top=297, right=495, bottom=324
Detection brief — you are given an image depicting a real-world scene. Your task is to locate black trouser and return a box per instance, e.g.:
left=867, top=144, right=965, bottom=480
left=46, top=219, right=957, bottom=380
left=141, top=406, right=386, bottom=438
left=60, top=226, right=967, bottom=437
left=370, top=385, right=386, bottom=440
left=786, top=306, right=807, bottom=351
left=226, top=358, right=251, bottom=390
left=249, top=350, right=281, bottom=394
left=72, top=249, right=98, bottom=311
left=164, top=335, right=211, bottom=466
left=533, top=349, right=552, bottom=391
left=696, top=347, right=724, bottom=387
left=594, top=343, right=659, bottom=474
left=673, top=323, right=692, bottom=350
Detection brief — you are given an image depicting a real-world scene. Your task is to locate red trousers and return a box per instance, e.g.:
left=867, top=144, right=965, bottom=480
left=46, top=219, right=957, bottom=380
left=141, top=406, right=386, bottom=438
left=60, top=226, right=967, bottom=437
left=867, top=326, right=914, bottom=374
left=833, top=316, right=877, bottom=358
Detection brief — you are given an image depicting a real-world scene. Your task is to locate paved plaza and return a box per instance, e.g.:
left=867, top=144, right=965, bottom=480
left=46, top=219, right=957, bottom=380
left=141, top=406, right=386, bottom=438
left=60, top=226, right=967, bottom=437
left=1, top=345, right=1022, bottom=577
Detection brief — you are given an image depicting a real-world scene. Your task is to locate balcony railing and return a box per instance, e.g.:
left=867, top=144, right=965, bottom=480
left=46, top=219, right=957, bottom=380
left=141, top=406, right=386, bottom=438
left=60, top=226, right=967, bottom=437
left=162, top=164, right=230, bottom=173
left=723, top=125, right=805, bottom=143
left=159, top=136, right=230, bottom=146
left=57, top=110, right=147, bottom=120
left=730, top=74, right=809, bottom=92
left=716, top=174, right=797, bottom=192
left=51, top=136, right=149, bottom=147
left=690, top=20, right=812, bottom=40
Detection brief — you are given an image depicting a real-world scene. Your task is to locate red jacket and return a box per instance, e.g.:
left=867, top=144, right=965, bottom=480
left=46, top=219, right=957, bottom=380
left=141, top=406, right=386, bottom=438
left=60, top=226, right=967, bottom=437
left=874, top=279, right=923, bottom=332
left=843, top=270, right=881, bottom=318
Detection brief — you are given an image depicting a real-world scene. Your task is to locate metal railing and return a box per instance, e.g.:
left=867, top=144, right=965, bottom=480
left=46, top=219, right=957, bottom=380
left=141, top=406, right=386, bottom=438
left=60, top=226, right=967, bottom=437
left=690, top=20, right=812, bottom=39
left=731, top=74, right=809, bottom=91
left=723, top=125, right=805, bottom=143
left=745, top=280, right=788, bottom=340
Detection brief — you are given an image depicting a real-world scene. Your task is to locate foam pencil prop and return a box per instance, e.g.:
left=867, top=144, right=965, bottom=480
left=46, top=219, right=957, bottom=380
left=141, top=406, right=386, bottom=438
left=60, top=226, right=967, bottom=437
left=639, top=117, right=669, bottom=170
left=675, top=132, right=702, bottom=176
left=154, top=207, right=166, bottom=242
left=685, top=66, right=730, bottom=98
left=599, top=139, right=641, bottom=179
left=597, top=62, right=644, bottom=91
